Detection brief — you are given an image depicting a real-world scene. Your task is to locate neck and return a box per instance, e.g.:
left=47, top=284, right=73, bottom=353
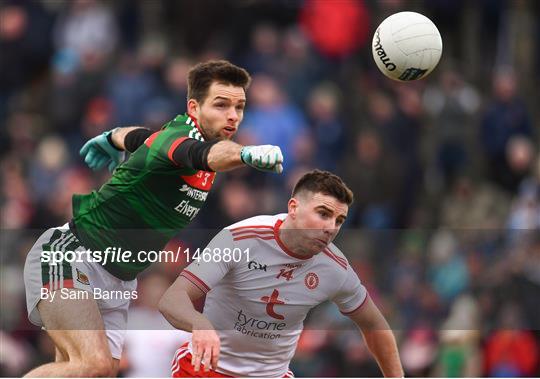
left=278, top=217, right=314, bottom=258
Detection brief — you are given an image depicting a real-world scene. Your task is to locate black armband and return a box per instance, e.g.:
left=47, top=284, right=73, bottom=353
left=125, top=128, right=154, bottom=153
left=106, top=129, right=123, bottom=151
left=172, top=138, right=219, bottom=171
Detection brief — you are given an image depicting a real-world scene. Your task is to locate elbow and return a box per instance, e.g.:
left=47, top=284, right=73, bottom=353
left=158, top=296, right=170, bottom=318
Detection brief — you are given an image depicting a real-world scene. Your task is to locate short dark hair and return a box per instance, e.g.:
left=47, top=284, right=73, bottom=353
left=187, top=60, right=251, bottom=103
left=292, top=170, right=354, bottom=206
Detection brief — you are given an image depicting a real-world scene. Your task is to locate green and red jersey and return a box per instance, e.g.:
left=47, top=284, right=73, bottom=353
left=72, top=114, right=216, bottom=280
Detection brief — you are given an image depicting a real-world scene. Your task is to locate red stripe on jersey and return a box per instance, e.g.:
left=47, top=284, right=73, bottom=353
left=43, top=279, right=74, bottom=291
left=180, top=273, right=208, bottom=294
left=168, top=137, right=189, bottom=164
left=324, top=248, right=347, bottom=267
left=322, top=250, right=347, bottom=269
left=230, top=225, right=274, bottom=232
left=144, top=131, right=161, bottom=147
left=335, top=255, right=347, bottom=265
left=340, top=294, right=369, bottom=315
left=180, top=270, right=210, bottom=293
left=324, top=248, right=347, bottom=265
left=231, top=229, right=274, bottom=237
left=233, top=234, right=275, bottom=241
left=181, top=171, right=216, bottom=191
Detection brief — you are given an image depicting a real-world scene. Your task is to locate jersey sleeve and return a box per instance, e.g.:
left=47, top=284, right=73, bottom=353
left=171, top=139, right=218, bottom=171
left=331, top=267, right=368, bottom=315
left=180, top=229, right=236, bottom=294
left=124, top=128, right=153, bottom=153
left=142, top=118, right=201, bottom=169
left=151, top=129, right=191, bottom=165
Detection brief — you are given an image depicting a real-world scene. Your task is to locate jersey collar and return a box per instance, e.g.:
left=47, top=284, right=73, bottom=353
left=273, top=219, right=313, bottom=260
left=186, top=113, right=206, bottom=140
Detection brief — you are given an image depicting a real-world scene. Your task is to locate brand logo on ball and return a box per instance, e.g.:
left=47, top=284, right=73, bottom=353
left=304, top=272, right=319, bottom=289
left=398, top=68, right=428, bottom=81
left=373, top=28, right=396, bottom=71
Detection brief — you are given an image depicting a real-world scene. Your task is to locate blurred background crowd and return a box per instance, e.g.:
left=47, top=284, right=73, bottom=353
left=1, top=0, right=539, bottom=377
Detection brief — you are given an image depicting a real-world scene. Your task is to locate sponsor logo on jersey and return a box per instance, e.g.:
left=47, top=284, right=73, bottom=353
left=174, top=199, right=201, bottom=220
left=76, top=269, right=90, bottom=285
left=260, top=289, right=285, bottom=320
left=304, top=272, right=319, bottom=290
left=179, top=184, right=209, bottom=201
left=233, top=309, right=285, bottom=340
left=248, top=260, right=267, bottom=272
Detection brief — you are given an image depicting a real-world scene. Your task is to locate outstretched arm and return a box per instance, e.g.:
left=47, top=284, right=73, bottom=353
left=82, top=127, right=283, bottom=174
left=347, top=296, right=404, bottom=377
left=159, top=276, right=220, bottom=372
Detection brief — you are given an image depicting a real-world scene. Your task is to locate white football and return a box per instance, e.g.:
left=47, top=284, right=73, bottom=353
left=372, top=11, right=442, bottom=81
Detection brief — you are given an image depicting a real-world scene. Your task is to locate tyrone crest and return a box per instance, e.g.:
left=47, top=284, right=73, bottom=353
left=304, top=272, right=319, bottom=290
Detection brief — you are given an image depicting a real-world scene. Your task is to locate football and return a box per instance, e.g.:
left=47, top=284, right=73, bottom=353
left=372, top=11, right=442, bottom=81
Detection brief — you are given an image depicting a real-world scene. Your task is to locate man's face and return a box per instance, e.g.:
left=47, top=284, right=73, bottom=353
left=188, top=82, right=246, bottom=141
left=288, top=192, right=348, bottom=255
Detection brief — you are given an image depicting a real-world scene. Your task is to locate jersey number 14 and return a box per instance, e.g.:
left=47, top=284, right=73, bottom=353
left=276, top=268, right=295, bottom=281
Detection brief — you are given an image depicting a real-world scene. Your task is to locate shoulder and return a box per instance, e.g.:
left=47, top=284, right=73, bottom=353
left=161, top=115, right=204, bottom=140
left=319, top=242, right=349, bottom=271
left=225, top=213, right=285, bottom=231
left=224, top=214, right=285, bottom=241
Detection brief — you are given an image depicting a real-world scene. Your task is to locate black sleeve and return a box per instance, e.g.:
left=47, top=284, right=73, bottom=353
left=124, top=128, right=154, bottom=153
left=172, top=138, right=220, bottom=171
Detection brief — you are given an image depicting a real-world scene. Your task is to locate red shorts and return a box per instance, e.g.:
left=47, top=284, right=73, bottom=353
left=171, top=343, right=295, bottom=378
left=171, top=344, right=231, bottom=378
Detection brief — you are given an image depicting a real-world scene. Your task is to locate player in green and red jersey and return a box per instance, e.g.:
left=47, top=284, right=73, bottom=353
left=23, top=60, right=284, bottom=377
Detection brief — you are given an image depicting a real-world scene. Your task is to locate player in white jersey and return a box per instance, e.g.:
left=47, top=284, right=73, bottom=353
left=159, top=170, right=403, bottom=377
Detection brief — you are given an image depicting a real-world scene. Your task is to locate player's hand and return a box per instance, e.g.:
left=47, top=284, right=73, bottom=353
left=240, top=145, right=284, bottom=174
left=191, top=325, right=220, bottom=372
left=79, top=129, right=123, bottom=172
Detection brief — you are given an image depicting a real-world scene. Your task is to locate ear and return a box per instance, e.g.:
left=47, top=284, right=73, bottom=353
left=187, top=99, right=200, bottom=118
left=288, top=197, right=299, bottom=219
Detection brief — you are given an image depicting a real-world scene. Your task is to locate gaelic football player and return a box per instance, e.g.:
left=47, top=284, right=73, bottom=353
left=24, top=60, right=284, bottom=377
left=160, top=170, right=404, bottom=377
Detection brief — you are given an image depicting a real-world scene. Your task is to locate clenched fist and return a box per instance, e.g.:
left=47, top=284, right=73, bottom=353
left=240, top=145, right=284, bottom=174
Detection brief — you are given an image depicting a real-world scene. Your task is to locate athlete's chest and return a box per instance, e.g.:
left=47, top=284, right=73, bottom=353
left=180, top=170, right=216, bottom=192
left=137, top=169, right=215, bottom=222
left=224, top=249, right=340, bottom=323
left=171, top=171, right=215, bottom=220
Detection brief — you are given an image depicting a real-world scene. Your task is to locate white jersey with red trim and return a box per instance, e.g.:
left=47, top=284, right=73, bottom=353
left=181, top=214, right=367, bottom=377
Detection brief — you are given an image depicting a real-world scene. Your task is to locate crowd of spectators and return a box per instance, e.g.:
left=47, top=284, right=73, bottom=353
left=1, top=0, right=539, bottom=377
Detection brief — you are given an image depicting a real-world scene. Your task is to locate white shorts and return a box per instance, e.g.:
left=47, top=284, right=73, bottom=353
left=23, top=223, right=137, bottom=359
